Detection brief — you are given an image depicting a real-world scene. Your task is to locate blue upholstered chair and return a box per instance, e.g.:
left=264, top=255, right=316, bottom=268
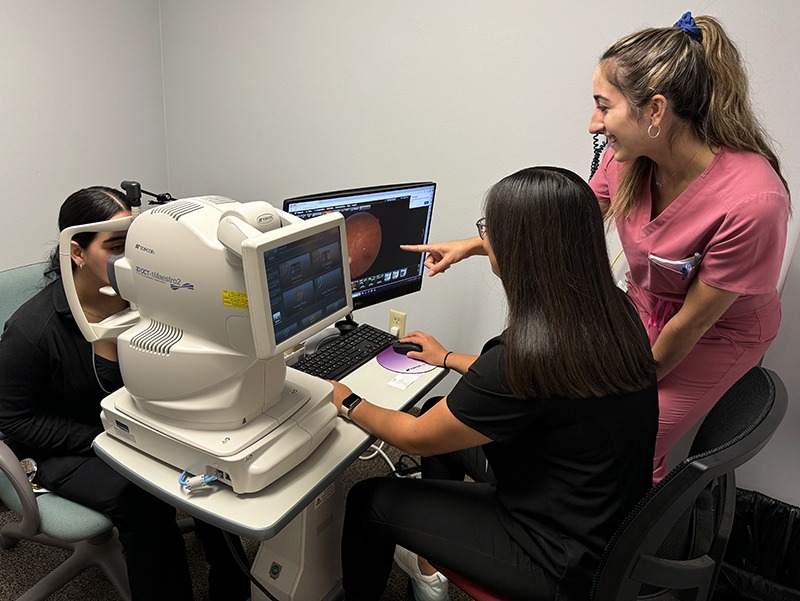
left=0, top=262, right=49, bottom=326
left=0, top=262, right=131, bottom=601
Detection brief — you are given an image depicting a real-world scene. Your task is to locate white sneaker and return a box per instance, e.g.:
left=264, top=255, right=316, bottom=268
left=393, top=545, right=449, bottom=601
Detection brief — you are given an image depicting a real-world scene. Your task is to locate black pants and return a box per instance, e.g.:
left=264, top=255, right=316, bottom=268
left=36, top=453, right=251, bottom=601
left=342, top=477, right=555, bottom=601
left=340, top=400, right=554, bottom=601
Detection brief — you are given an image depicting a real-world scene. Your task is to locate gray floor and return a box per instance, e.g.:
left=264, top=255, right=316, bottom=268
left=0, top=443, right=472, bottom=601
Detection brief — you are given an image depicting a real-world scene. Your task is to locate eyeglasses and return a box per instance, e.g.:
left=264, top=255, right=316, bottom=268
left=476, top=217, right=487, bottom=240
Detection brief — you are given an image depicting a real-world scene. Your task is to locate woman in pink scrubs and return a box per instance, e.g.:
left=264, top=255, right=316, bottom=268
left=404, top=13, right=790, bottom=481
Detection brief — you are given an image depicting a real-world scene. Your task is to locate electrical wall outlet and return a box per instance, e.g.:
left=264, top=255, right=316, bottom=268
left=388, top=309, right=407, bottom=338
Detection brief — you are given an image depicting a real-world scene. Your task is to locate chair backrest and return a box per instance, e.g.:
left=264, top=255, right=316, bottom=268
left=0, top=262, right=48, bottom=447
left=0, top=262, right=49, bottom=448
left=590, top=366, right=787, bottom=601
left=0, top=262, right=49, bottom=327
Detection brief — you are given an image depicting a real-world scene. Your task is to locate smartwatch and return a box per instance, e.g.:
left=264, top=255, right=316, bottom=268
left=340, top=392, right=363, bottom=420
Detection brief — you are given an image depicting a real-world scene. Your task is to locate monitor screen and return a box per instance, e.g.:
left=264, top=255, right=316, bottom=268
left=241, top=212, right=352, bottom=358
left=283, top=182, right=436, bottom=310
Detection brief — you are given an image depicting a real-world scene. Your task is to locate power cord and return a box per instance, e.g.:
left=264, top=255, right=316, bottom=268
left=178, top=470, right=218, bottom=491
left=610, top=248, right=624, bottom=269
left=358, top=441, right=421, bottom=478
left=358, top=441, right=396, bottom=472
left=589, top=133, right=608, bottom=180
left=223, top=530, right=280, bottom=601
left=392, top=454, right=421, bottom=478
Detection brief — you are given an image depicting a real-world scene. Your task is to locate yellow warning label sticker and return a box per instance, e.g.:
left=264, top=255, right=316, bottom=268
left=222, top=290, right=249, bottom=309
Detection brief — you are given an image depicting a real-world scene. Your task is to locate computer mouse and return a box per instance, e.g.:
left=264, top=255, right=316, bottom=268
left=392, top=340, right=423, bottom=355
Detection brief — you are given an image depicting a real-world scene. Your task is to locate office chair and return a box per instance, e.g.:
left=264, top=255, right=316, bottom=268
left=0, top=262, right=131, bottom=601
left=590, top=366, right=787, bottom=601
left=435, top=366, right=787, bottom=601
left=0, top=441, right=131, bottom=600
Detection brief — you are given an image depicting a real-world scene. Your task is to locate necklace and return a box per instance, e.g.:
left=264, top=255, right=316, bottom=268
left=83, top=304, right=125, bottom=320
left=83, top=308, right=110, bottom=320
left=654, top=147, right=702, bottom=189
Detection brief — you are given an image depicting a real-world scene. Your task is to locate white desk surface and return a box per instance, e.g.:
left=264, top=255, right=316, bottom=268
left=93, top=358, right=446, bottom=541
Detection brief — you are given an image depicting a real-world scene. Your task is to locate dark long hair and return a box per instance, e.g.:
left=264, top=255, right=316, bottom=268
left=45, top=186, right=130, bottom=278
left=485, top=166, right=655, bottom=399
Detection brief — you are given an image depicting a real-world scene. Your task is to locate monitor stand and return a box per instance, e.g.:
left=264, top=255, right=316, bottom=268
left=334, top=313, right=359, bottom=335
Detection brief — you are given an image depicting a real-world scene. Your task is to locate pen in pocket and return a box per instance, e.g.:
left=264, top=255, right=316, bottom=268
left=647, top=252, right=702, bottom=280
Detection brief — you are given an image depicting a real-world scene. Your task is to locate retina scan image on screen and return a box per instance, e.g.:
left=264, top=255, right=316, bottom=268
left=284, top=182, right=436, bottom=311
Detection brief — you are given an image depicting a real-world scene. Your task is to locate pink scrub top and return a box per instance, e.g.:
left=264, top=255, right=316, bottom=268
left=590, top=146, right=788, bottom=480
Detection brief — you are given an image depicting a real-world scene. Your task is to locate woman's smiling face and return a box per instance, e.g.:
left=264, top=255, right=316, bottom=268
left=589, top=65, right=650, bottom=163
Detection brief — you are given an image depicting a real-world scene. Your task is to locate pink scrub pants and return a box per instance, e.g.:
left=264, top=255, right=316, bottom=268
left=626, top=285, right=781, bottom=483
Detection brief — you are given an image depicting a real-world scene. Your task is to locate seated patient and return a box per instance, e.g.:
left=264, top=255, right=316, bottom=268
left=0, top=187, right=250, bottom=600
left=330, top=167, right=659, bottom=601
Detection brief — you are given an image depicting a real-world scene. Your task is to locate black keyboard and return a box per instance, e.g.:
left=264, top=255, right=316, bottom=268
left=292, top=323, right=396, bottom=380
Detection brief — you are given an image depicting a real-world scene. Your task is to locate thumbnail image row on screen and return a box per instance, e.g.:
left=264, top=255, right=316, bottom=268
left=276, top=241, right=342, bottom=288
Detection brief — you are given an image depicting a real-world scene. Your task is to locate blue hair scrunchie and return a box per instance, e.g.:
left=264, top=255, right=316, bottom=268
left=674, top=11, right=702, bottom=42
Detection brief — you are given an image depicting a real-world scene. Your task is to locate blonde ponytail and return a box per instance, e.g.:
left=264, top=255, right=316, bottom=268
left=599, top=14, right=789, bottom=219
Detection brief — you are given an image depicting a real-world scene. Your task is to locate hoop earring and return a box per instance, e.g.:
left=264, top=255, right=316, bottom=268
left=647, top=124, right=661, bottom=139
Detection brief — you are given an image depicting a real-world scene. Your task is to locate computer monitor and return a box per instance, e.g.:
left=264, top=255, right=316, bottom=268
left=283, top=182, right=436, bottom=312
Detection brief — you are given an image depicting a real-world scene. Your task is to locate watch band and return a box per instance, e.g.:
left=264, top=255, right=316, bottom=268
left=340, top=392, right=363, bottom=420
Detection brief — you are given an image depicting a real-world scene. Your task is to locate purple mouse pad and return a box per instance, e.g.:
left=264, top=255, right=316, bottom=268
left=376, top=347, right=437, bottom=374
